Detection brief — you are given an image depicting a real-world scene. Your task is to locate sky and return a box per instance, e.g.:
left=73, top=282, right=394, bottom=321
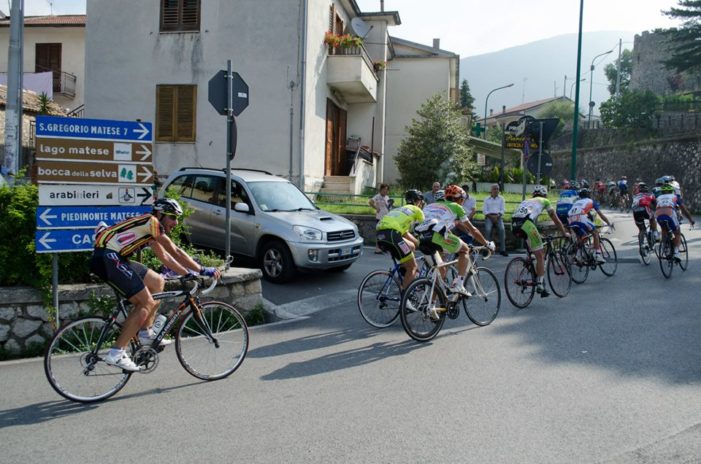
left=16, top=0, right=681, bottom=57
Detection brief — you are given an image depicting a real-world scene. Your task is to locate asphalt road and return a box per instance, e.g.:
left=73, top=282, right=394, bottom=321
left=2, top=211, right=700, bottom=464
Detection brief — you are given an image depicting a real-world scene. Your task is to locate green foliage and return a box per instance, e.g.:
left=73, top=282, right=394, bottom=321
left=245, top=304, right=267, bottom=326
left=661, top=1, right=701, bottom=73
left=604, top=49, right=633, bottom=95
left=599, top=90, right=659, bottom=129
left=38, top=92, right=51, bottom=114
left=534, top=101, right=571, bottom=139
left=459, top=79, right=475, bottom=114
left=394, top=94, right=475, bottom=189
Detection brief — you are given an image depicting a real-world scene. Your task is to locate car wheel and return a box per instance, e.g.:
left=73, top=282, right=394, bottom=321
left=260, top=241, right=296, bottom=283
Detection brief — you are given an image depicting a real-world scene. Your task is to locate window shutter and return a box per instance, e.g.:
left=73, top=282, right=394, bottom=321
left=329, top=5, right=334, bottom=32
left=161, top=0, right=200, bottom=32
left=181, top=0, right=200, bottom=29
left=176, top=86, right=196, bottom=142
left=156, top=86, right=175, bottom=140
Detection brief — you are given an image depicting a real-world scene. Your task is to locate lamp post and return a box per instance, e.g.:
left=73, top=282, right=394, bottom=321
left=587, top=49, right=613, bottom=126
left=483, top=83, right=514, bottom=139
left=569, top=78, right=586, bottom=99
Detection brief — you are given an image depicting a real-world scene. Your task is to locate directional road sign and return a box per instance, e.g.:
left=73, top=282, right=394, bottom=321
left=36, top=116, right=152, bottom=141
left=37, top=160, right=153, bottom=185
left=39, top=184, right=153, bottom=206
left=36, top=205, right=151, bottom=230
left=35, top=229, right=97, bottom=253
left=36, top=139, right=152, bottom=163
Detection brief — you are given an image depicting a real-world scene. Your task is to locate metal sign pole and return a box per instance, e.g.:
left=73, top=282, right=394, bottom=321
left=225, top=60, right=233, bottom=269
left=52, top=254, right=59, bottom=327
left=536, top=121, right=544, bottom=185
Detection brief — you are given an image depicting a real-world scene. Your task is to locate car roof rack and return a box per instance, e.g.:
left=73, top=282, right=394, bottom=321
left=224, top=168, right=273, bottom=175
left=177, top=166, right=219, bottom=172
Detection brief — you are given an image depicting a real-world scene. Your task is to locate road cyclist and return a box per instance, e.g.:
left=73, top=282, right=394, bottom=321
left=630, top=182, right=659, bottom=264
left=89, top=198, right=221, bottom=371
left=510, top=185, right=570, bottom=298
left=414, top=184, right=495, bottom=319
left=567, top=187, right=614, bottom=265
left=617, top=175, right=630, bottom=212
left=652, top=183, right=686, bottom=263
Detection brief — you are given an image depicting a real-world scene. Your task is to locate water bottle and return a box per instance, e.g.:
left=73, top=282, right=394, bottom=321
left=153, top=314, right=167, bottom=336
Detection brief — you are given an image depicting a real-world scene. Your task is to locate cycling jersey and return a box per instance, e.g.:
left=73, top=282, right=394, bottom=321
left=94, top=214, right=163, bottom=257
left=512, top=197, right=553, bottom=223
left=594, top=181, right=605, bottom=193
left=568, top=198, right=600, bottom=236
left=556, top=189, right=579, bottom=219
left=631, top=192, right=654, bottom=212
left=420, top=200, right=466, bottom=231
left=511, top=197, right=553, bottom=251
left=655, top=193, right=681, bottom=233
left=376, top=205, right=424, bottom=234
left=618, top=180, right=628, bottom=192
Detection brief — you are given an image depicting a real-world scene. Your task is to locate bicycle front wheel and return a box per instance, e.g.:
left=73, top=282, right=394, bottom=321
left=462, top=267, right=501, bottom=326
left=357, top=270, right=401, bottom=328
left=400, top=278, right=446, bottom=342
left=547, top=250, right=572, bottom=297
left=598, top=238, right=618, bottom=276
left=176, top=301, right=249, bottom=380
left=44, top=317, right=132, bottom=403
left=504, top=257, right=535, bottom=309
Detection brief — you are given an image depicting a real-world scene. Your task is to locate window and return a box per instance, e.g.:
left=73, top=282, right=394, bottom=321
left=160, top=0, right=200, bottom=32
left=156, top=85, right=197, bottom=142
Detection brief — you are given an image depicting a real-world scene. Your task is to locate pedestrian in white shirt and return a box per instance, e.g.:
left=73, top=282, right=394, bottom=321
left=369, top=183, right=391, bottom=253
left=482, top=184, right=508, bottom=256
left=461, top=184, right=477, bottom=221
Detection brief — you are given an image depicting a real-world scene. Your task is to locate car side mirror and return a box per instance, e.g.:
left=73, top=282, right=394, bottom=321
left=234, top=202, right=250, bottom=213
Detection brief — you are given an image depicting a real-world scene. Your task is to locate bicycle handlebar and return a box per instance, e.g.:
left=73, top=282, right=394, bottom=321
left=470, top=245, right=492, bottom=260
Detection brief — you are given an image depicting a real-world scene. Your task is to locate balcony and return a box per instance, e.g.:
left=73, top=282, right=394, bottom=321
left=326, top=45, right=378, bottom=103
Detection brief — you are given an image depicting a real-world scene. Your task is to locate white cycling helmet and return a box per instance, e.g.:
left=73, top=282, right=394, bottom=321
left=153, top=198, right=183, bottom=217
left=532, top=185, right=548, bottom=197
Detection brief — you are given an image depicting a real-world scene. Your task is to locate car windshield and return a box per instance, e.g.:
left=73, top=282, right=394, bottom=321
left=247, top=181, right=317, bottom=212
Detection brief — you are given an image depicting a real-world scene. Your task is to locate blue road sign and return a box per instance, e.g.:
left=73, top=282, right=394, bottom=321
left=35, top=229, right=97, bottom=253
left=36, top=115, right=152, bottom=142
left=36, top=205, right=151, bottom=230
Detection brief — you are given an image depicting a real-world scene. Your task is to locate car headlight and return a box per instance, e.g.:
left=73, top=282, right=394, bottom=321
left=293, top=225, right=323, bottom=241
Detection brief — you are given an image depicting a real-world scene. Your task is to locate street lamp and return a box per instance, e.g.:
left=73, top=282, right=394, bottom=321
left=569, top=78, right=586, bottom=99
left=483, top=83, right=514, bottom=139
left=587, top=49, right=613, bottom=126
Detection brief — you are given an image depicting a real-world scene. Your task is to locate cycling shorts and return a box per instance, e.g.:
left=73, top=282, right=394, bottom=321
left=512, top=218, right=544, bottom=251
left=90, top=248, right=149, bottom=298
left=633, top=209, right=651, bottom=227
left=656, top=214, right=679, bottom=233
left=556, top=213, right=569, bottom=227
left=376, top=229, right=414, bottom=264
left=568, top=214, right=596, bottom=237
left=431, top=230, right=463, bottom=254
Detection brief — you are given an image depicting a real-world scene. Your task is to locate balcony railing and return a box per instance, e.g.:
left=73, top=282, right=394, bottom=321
left=35, top=64, right=77, bottom=98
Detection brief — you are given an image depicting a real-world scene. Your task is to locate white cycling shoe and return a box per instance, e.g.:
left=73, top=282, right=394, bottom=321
left=103, top=350, right=141, bottom=372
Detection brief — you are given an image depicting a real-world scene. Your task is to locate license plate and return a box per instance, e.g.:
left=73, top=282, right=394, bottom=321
left=340, top=247, right=350, bottom=256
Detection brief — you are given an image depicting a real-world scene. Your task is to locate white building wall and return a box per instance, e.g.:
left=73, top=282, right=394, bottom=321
left=0, top=26, right=85, bottom=112
left=385, top=57, right=452, bottom=185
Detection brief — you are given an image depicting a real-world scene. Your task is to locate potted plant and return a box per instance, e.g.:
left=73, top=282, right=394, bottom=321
left=373, top=61, right=387, bottom=72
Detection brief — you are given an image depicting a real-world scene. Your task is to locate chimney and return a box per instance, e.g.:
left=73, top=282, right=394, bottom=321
left=489, top=109, right=493, bottom=116
left=433, top=38, right=440, bottom=50
left=502, top=105, right=506, bottom=113
left=380, top=0, right=384, bottom=12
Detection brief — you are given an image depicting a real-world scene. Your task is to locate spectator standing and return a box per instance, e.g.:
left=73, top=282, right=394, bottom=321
left=423, top=181, right=441, bottom=204
left=369, top=183, right=391, bottom=253
left=482, top=183, right=508, bottom=256
left=461, top=184, right=476, bottom=221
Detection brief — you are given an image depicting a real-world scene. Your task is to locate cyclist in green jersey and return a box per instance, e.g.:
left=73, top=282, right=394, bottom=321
left=511, top=185, right=570, bottom=297
left=376, top=190, right=425, bottom=289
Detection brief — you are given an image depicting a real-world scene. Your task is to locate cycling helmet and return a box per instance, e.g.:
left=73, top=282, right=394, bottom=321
left=578, top=188, right=591, bottom=198
left=660, top=184, right=675, bottom=194
left=444, top=184, right=466, bottom=200
left=655, top=177, right=664, bottom=186
left=532, top=185, right=548, bottom=197
left=638, top=182, right=649, bottom=193
left=434, top=189, right=445, bottom=201
left=621, top=175, right=627, bottom=180
left=661, top=175, right=673, bottom=184
left=153, top=198, right=183, bottom=217
left=404, top=189, right=423, bottom=204
left=579, top=179, right=590, bottom=189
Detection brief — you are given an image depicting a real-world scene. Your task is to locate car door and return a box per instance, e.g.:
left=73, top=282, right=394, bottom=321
left=179, top=174, right=225, bottom=249
left=209, top=179, right=256, bottom=256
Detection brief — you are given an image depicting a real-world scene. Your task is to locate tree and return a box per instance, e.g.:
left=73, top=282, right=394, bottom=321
left=604, top=49, right=633, bottom=95
left=599, top=89, right=659, bottom=129
left=660, top=0, right=701, bottom=73
left=459, top=79, right=475, bottom=114
left=535, top=100, right=574, bottom=138
left=394, top=94, right=474, bottom=189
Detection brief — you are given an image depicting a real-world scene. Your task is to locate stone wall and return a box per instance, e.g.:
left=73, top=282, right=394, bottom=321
left=0, top=267, right=263, bottom=356
left=550, top=132, right=701, bottom=212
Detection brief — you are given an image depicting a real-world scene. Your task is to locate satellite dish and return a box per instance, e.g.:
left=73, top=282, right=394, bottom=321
left=351, top=17, right=372, bottom=39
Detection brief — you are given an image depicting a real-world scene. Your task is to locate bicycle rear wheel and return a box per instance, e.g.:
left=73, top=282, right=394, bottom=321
left=44, top=317, right=132, bottom=403
left=547, top=250, right=571, bottom=297
left=400, top=278, right=446, bottom=342
left=658, top=237, right=674, bottom=279
left=638, top=231, right=651, bottom=265
left=357, top=270, right=401, bottom=328
left=566, top=243, right=590, bottom=284
left=462, top=267, right=501, bottom=326
left=504, top=257, right=535, bottom=309
left=678, top=233, right=688, bottom=271
left=598, top=238, right=618, bottom=276
left=176, top=301, right=249, bottom=380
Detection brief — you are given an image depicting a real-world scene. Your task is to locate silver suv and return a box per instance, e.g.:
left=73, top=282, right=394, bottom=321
left=161, top=168, right=364, bottom=282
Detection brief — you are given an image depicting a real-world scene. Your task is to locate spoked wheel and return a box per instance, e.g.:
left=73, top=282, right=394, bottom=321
left=638, top=231, right=651, bottom=266
left=504, top=257, right=535, bottom=309
left=400, top=278, right=446, bottom=342
left=547, top=250, right=572, bottom=297
left=44, top=317, right=132, bottom=403
left=357, top=270, right=402, bottom=328
left=678, top=233, right=688, bottom=271
left=462, top=267, right=501, bottom=326
left=598, top=238, right=618, bottom=276
left=566, top=244, right=590, bottom=284
left=176, top=301, right=249, bottom=380
left=658, top=237, right=674, bottom=279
